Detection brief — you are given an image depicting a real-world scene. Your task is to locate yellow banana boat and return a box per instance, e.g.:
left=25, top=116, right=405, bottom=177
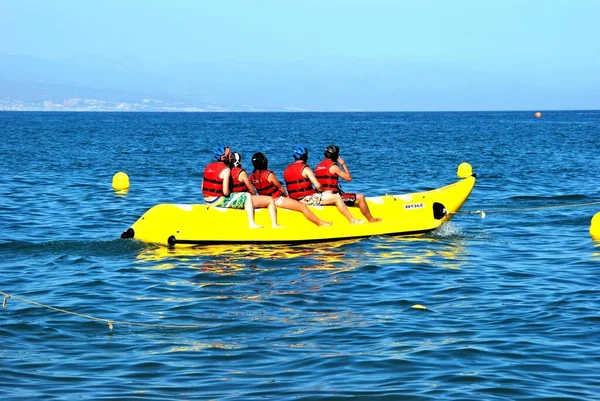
left=121, top=163, right=476, bottom=247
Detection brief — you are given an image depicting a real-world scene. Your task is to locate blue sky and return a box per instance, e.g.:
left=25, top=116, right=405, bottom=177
left=1, top=0, right=599, bottom=111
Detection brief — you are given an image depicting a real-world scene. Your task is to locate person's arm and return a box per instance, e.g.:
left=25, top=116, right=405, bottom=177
left=303, top=166, right=323, bottom=191
left=239, top=170, right=256, bottom=195
left=268, top=172, right=288, bottom=196
left=220, top=168, right=231, bottom=196
left=331, top=155, right=352, bottom=181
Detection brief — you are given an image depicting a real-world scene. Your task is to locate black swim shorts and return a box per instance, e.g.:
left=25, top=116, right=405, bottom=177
left=341, top=192, right=357, bottom=207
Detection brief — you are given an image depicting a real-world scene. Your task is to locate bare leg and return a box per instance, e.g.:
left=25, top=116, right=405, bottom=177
left=252, top=195, right=283, bottom=228
left=321, top=192, right=364, bottom=224
left=244, top=194, right=262, bottom=229
left=278, top=197, right=332, bottom=226
left=356, top=194, right=381, bottom=223
left=266, top=200, right=283, bottom=228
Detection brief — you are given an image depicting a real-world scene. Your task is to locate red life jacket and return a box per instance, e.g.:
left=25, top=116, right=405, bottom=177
left=315, top=159, right=340, bottom=193
left=202, top=161, right=228, bottom=196
left=230, top=167, right=248, bottom=193
left=249, top=170, right=283, bottom=198
left=283, top=162, right=315, bottom=200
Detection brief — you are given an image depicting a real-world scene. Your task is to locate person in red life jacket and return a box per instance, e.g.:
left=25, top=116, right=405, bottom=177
left=229, top=151, right=284, bottom=227
left=315, top=145, right=381, bottom=223
left=202, top=145, right=282, bottom=229
left=249, top=152, right=332, bottom=227
left=283, top=145, right=364, bottom=224
left=230, top=152, right=256, bottom=194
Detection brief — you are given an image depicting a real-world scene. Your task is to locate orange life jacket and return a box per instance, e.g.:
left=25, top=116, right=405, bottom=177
left=283, top=162, right=315, bottom=200
left=202, top=161, right=228, bottom=196
left=249, top=169, right=283, bottom=198
left=315, top=159, right=340, bottom=193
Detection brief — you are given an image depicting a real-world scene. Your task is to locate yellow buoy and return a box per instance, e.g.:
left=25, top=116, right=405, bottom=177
left=112, top=172, right=130, bottom=191
left=591, top=212, right=600, bottom=240
left=535, top=112, right=542, bottom=118
left=412, top=304, right=427, bottom=310
left=457, top=162, right=473, bottom=178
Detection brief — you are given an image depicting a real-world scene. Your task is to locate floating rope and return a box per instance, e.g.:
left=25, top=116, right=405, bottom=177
left=446, top=201, right=600, bottom=219
left=0, top=291, right=205, bottom=331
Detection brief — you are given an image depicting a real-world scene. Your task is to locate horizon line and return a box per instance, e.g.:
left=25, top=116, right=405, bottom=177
left=1, top=109, right=599, bottom=113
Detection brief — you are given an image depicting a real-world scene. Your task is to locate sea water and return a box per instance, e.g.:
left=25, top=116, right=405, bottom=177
left=0, top=111, right=599, bottom=400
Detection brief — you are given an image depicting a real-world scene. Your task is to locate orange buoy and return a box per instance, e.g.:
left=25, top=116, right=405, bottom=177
left=535, top=112, right=542, bottom=118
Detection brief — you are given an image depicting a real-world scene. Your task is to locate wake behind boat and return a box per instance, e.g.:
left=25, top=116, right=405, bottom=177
left=121, top=163, right=476, bottom=247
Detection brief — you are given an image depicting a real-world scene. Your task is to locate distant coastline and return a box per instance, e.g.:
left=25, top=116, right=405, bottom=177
left=1, top=105, right=598, bottom=113
left=0, top=98, right=314, bottom=112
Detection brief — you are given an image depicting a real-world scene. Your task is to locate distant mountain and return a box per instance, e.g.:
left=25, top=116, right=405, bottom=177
left=0, top=53, right=203, bottom=111
left=1, top=52, right=597, bottom=111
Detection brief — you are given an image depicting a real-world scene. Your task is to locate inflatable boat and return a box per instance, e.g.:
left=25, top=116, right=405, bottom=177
left=121, top=163, right=476, bottom=247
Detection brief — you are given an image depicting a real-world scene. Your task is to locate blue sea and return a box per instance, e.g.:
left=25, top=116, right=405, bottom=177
left=1, top=111, right=599, bottom=400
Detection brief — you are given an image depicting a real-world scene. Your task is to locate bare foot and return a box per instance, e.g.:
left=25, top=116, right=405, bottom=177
left=318, top=221, right=333, bottom=226
left=272, top=224, right=285, bottom=229
left=369, top=217, right=382, bottom=223
left=351, top=219, right=366, bottom=224
left=249, top=223, right=264, bottom=229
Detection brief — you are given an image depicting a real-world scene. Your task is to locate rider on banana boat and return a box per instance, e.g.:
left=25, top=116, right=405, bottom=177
left=283, top=145, right=364, bottom=224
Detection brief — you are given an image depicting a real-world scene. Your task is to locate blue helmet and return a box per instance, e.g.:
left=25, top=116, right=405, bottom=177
left=214, top=145, right=229, bottom=161
left=293, top=145, right=308, bottom=160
